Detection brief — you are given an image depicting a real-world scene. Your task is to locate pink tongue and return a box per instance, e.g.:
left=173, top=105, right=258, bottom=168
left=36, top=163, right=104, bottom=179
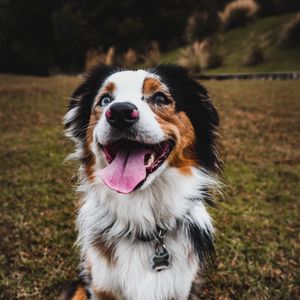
left=100, top=147, right=151, bottom=194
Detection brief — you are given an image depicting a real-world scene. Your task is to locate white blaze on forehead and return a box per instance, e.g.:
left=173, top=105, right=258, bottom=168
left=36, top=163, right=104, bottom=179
left=104, top=70, right=149, bottom=101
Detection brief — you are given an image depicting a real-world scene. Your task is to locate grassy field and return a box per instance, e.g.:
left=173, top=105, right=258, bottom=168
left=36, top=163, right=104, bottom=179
left=161, top=13, right=300, bottom=73
left=0, top=75, right=299, bottom=300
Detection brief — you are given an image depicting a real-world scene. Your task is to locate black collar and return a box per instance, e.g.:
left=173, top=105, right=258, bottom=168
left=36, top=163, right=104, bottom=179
left=136, top=226, right=167, bottom=242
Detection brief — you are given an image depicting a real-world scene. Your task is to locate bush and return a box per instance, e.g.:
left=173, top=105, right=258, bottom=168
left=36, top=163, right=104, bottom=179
left=244, top=46, right=264, bottom=66
left=85, top=47, right=115, bottom=72
left=243, top=33, right=267, bottom=66
left=178, top=40, right=222, bottom=73
left=143, top=42, right=161, bottom=68
left=219, top=0, right=259, bottom=30
left=278, top=13, right=300, bottom=48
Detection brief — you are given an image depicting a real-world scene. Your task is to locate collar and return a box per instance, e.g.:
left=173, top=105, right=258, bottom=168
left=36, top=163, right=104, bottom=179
left=136, top=226, right=167, bottom=242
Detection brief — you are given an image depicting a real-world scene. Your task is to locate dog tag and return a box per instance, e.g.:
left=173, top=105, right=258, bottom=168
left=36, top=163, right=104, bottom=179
left=150, top=244, right=172, bottom=272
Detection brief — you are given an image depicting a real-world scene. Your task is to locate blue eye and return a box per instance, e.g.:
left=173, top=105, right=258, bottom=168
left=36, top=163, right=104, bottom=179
left=99, top=95, right=112, bottom=107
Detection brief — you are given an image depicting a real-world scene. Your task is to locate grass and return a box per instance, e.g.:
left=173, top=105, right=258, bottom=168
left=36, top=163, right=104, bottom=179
left=161, top=13, right=300, bottom=73
left=0, top=75, right=299, bottom=300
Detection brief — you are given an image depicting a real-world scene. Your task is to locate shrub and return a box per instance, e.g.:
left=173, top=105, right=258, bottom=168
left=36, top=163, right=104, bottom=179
left=122, top=48, right=139, bottom=68
left=244, top=45, right=264, bottom=66
left=143, top=42, right=161, bottom=68
left=219, top=0, right=259, bottom=30
left=85, top=47, right=115, bottom=72
left=243, top=33, right=267, bottom=66
left=278, top=13, right=300, bottom=48
left=178, top=40, right=223, bottom=73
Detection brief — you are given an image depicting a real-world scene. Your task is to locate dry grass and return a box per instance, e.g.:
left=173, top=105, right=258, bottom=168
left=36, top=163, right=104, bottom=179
left=85, top=47, right=115, bottom=72
left=143, top=41, right=161, bottom=68
left=278, top=13, right=300, bottom=48
left=122, top=48, right=139, bottom=68
left=178, top=40, right=222, bottom=72
left=0, top=75, right=299, bottom=299
left=219, top=0, right=259, bottom=30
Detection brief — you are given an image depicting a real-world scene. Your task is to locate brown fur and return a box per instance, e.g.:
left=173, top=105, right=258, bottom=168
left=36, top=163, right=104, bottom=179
left=83, top=81, right=115, bottom=182
left=83, top=101, right=103, bottom=181
left=142, top=76, right=198, bottom=175
left=153, top=105, right=198, bottom=175
left=93, top=290, right=117, bottom=300
left=91, top=237, right=116, bottom=265
left=102, top=82, right=116, bottom=94
left=142, top=77, right=163, bottom=95
left=70, top=286, right=88, bottom=300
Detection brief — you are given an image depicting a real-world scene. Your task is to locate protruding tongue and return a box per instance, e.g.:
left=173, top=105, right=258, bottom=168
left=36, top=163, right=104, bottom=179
left=100, top=147, right=152, bottom=194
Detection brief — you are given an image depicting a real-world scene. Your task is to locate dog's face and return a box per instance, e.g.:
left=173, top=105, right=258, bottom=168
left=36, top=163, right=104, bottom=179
left=65, top=65, right=220, bottom=194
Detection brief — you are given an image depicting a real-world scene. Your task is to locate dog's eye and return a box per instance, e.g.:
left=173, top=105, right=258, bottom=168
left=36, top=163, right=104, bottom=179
left=151, top=92, right=171, bottom=105
left=99, top=95, right=112, bottom=107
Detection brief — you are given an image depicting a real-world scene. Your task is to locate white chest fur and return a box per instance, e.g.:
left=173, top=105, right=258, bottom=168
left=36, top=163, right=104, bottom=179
left=87, top=230, right=198, bottom=300
left=77, top=167, right=216, bottom=300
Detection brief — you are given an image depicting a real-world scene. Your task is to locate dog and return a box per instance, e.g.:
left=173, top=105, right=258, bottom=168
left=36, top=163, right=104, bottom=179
left=61, top=64, right=221, bottom=300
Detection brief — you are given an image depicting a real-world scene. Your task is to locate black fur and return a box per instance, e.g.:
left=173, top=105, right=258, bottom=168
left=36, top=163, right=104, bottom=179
left=65, top=64, right=116, bottom=141
left=185, top=219, right=215, bottom=265
left=152, top=64, right=220, bottom=173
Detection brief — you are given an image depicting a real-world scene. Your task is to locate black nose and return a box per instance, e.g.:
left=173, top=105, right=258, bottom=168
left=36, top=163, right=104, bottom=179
left=105, top=102, right=139, bottom=129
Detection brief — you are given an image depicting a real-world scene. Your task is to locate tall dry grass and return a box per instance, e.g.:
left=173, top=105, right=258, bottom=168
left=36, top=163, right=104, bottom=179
left=122, top=48, right=139, bottom=68
left=143, top=41, right=161, bottom=68
left=219, top=0, right=259, bottom=30
left=85, top=47, right=115, bottom=72
left=178, top=40, right=222, bottom=73
left=278, top=13, right=300, bottom=48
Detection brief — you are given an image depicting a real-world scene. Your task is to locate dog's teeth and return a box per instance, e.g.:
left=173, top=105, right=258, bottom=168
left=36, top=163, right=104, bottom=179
left=146, top=152, right=155, bottom=167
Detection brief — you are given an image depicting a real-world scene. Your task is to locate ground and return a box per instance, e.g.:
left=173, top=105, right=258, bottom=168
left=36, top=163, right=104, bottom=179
left=0, top=75, right=299, bottom=300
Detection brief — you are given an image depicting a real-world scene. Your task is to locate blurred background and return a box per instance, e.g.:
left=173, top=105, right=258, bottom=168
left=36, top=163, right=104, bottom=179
left=0, top=1, right=299, bottom=300
left=0, top=0, right=300, bottom=74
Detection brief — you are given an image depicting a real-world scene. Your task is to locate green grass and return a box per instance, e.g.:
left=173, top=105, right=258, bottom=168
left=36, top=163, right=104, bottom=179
left=160, top=13, right=300, bottom=73
left=0, top=75, right=299, bottom=299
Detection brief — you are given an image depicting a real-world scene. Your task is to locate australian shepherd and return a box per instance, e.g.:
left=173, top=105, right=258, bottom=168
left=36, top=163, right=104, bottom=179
left=61, top=64, right=221, bottom=300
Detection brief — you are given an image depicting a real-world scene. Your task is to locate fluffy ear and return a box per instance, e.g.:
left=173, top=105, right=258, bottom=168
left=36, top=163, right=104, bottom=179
left=64, top=64, right=115, bottom=143
left=152, top=64, right=221, bottom=173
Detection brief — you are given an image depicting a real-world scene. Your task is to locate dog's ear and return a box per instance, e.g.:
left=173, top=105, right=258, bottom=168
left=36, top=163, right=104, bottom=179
left=64, top=64, right=115, bottom=143
left=151, top=64, right=221, bottom=173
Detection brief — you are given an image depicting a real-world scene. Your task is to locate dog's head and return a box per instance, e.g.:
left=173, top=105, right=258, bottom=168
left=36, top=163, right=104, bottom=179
left=65, top=64, right=220, bottom=194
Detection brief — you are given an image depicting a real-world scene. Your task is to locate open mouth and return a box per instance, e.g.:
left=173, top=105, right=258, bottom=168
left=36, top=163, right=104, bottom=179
left=98, top=139, right=174, bottom=194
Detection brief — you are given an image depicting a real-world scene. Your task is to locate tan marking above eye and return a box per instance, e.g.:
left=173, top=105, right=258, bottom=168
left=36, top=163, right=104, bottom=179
left=143, top=77, right=173, bottom=107
left=142, top=77, right=164, bottom=95
left=103, top=82, right=116, bottom=94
